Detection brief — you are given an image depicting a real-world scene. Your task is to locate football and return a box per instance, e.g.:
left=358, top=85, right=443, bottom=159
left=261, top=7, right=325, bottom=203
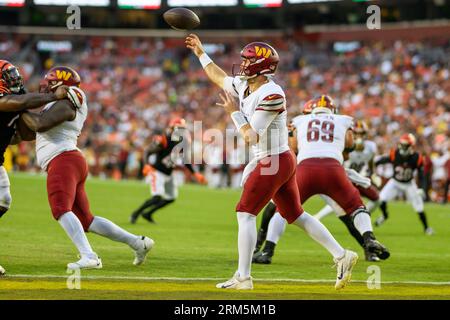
left=163, top=8, right=200, bottom=31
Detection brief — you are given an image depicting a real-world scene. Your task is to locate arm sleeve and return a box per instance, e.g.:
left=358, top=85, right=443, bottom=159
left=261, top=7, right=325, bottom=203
left=223, top=77, right=240, bottom=98
left=250, top=110, right=279, bottom=135
left=375, top=155, right=391, bottom=166
left=255, top=94, right=285, bottom=112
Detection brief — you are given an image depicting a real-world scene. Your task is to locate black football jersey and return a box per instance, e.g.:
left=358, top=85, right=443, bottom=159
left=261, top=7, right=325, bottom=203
left=381, top=148, right=423, bottom=183
left=148, top=133, right=184, bottom=176
left=0, top=91, right=23, bottom=165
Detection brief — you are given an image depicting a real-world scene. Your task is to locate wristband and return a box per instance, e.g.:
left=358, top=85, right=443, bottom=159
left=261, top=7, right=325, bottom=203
left=199, top=53, right=213, bottom=69
left=231, top=111, right=248, bottom=131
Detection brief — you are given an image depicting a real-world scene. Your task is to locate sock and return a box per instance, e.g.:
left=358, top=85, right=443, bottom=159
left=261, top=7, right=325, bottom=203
left=314, top=205, right=334, bottom=220
left=88, top=216, right=140, bottom=249
left=339, top=215, right=365, bottom=248
left=293, top=212, right=345, bottom=259
left=266, top=212, right=286, bottom=244
left=379, top=201, right=388, bottom=219
left=132, top=196, right=161, bottom=217
left=353, top=208, right=374, bottom=235
left=58, top=212, right=96, bottom=259
left=418, top=211, right=429, bottom=230
left=262, top=240, right=276, bottom=255
left=142, top=199, right=174, bottom=217
left=366, top=200, right=380, bottom=213
left=259, top=202, right=277, bottom=234
left=237, top=212, right=257, bottom=279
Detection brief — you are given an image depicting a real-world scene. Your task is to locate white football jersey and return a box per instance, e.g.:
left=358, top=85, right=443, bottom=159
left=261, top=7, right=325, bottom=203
left=223, top=76, right=289, bottom=160
left=345, top=140, right=377, bottom=177
left=292, top=112, right=353, bottom=164
left=36, top=87, right=87, bottom=170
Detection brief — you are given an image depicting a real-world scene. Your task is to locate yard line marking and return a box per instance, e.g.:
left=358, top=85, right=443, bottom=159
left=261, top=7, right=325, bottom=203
left=4, top=274, right=450, bottom=286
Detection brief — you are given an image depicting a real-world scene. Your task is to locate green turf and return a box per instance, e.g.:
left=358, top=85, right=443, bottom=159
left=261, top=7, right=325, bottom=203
left=1, top=172, right=449, bottom=299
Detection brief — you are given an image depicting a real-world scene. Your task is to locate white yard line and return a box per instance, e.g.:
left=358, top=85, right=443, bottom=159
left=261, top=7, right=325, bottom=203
left=3, top=274, right=450, bottom=286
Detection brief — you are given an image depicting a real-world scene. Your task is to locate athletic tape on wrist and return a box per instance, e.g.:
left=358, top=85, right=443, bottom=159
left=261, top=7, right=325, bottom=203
left=199, top=53, right=213, bottom=69
left=231, top=111, right=248, bottom=131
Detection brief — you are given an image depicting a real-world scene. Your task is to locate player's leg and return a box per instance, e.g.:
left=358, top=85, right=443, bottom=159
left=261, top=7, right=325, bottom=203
left=254, top=201, right=277, bottom=254
left=217, top=154, right=292, bottom=289
left=0, top=166, right=12, bottom=218
left=323, top=163, right=390, bottom=260
left=376, top=179, right=399, bottom=226
left=357, top=184, right=380, bottom=213
left=314, top=204, right=334, bottom=220
left=253, top=211, right=286, bottom=264
left=406, top=182, right=432, bottom=235
left=141, top=174, right=177, bottom=223
left=130, top=171, right=167, bottom=223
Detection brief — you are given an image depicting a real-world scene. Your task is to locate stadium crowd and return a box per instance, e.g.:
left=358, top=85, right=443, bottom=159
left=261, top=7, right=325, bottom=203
left=1, top=33, right=449, bottom=201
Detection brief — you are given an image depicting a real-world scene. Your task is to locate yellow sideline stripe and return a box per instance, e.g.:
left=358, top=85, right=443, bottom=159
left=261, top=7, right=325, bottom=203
left=1, top=279, right=450, bottom=296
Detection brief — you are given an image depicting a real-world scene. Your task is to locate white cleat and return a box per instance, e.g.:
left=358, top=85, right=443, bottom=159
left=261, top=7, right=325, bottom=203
left=334, top=250, right=358, bottom=290
left=425, top=227, right=434, bottom=236
left=216, top=271, right=253, bottom=290
left=67, top=256, right=102, bottom=271
left=0, top=265, right=5, bottom=276
left=133, top=236, right=154, bottom=266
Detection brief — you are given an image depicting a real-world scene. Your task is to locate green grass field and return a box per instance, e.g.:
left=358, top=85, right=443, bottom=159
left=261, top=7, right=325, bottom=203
left=1, top=173, right=449, bottom=300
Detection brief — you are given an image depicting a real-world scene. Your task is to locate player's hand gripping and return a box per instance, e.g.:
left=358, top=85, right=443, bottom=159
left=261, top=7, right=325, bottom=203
left=54, top=85, right=70, bottom=100
left=216, top=91, right=239, bottom=114
left=185, top=34, right=205, bottom=57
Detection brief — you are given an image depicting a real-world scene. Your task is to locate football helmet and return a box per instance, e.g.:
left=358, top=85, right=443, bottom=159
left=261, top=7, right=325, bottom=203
left=169, top=117, right=187, bottom=142
left=169, top=117, right=186, bottom=129
left=354, top=120, right=369, bottom=148
left=398, top=133, right=416, bottom=156
left=0, top=60, right=24, bottom=94
left=310, top=95, right=337, bottom=114
left=40, top=66, right=81, bottom=93
left=302, top=99, right=315, bottom=115
left=232, top=42, right=279, bottom=79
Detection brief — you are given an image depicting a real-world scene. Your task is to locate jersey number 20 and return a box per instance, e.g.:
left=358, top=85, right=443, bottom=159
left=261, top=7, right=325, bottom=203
left=307, top=119, right=335, bottom=143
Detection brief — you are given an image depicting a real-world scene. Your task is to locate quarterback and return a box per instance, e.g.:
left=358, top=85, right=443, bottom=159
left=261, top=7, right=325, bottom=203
left=186, top=34, right=357, bottom=290
left=20, top=67, right=154, bottom=270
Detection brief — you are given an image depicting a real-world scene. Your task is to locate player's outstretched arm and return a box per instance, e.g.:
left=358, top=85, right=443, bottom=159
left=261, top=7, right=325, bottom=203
left=0, top=86, right=69, bottom=112
left=20, top=100, right=76, bottom=133
left=185, top=34, right=228, bottom=89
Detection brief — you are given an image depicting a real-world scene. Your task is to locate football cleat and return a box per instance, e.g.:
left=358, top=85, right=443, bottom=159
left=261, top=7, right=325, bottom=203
left=0, top=265, right=5, bottom=276
left=133, top=236, right=154, bottom=266
left=129, top=212, right=140, bottom=224
left=333, top=250, right=358, bottom=290
left=216, top=271, right=253, bottom=290
left=364, top=249, right=380, bottom=262
left=365, top=239, right=390, bottom=260
left=252, top=251, right=273, bottom=264
left=67, top=256, right=102, bottom=271
left=254, top=230, right=267, bottom=254
left=375, top=216, right=386, bottom=227
left=141, top=212, right=155, bottom=224
left=425, top=227, right=434, bottom=236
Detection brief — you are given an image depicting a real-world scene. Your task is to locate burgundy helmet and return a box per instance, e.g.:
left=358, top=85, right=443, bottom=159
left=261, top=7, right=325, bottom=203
left=232, top=42, right=279, bottom=79
left=40, top=66, right=81, bottom=93
left=310, top=95, right=337, bottom=114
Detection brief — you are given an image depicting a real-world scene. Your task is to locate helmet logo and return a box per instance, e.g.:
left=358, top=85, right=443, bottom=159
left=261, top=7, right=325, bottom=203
left=318, top=96, right=327, bottom=107
left=254, top=46, right=272, bottom=59
left=56, top=70, right=72, bottom=81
